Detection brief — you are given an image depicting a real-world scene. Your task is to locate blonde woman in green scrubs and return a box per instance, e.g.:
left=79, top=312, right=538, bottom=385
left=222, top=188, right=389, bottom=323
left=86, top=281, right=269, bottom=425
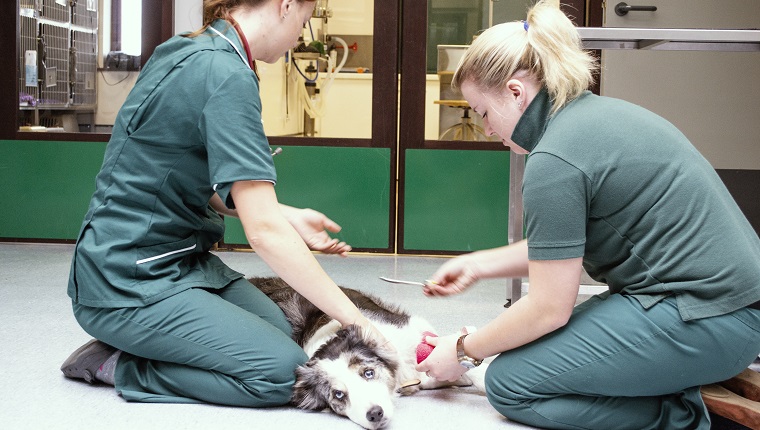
left=416, top=1, right=760, bottom=428
left=60, top=0, right=384, bottom=407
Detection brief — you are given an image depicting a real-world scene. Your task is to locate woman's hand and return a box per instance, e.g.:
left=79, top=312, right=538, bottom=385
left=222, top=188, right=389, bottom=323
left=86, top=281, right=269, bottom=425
left=350, top=314, right=398, bottom=355
left=423, top=254, right=482, bottom=297
left=415, top=333, right=468, bottom=382
left=424, top=241, right=530, bottom=297
left=282, top=206, right=352, bottom=257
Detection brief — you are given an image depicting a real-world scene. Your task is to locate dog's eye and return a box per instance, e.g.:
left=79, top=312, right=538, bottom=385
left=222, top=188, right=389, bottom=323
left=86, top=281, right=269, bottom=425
left=333, top=390, right=345, bottom=400
left=363, top=369, right=375, bottom=380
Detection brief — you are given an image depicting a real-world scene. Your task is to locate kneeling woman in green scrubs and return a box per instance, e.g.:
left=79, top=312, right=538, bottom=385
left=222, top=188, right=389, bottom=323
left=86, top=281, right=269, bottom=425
left=416, top=0, right=760, bottom=428
left=61, top=0, right=383, bottom=407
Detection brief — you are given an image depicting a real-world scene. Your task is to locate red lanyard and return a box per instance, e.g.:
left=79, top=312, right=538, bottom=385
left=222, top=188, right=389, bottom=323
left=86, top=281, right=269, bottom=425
left=231, top=20, right=259, bottom=79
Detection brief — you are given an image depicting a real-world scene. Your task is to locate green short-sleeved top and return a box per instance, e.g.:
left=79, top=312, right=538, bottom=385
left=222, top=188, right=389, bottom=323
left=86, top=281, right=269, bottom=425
left=516, top=88, right=760, bottom=320
left=68, top=20, right=276, bottom=308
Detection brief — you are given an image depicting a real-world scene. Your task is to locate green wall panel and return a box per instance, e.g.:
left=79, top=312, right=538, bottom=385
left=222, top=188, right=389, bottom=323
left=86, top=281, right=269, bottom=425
left=0, top=141, right=390, bottom=247
left=404, top=149, right=510, bottom=252
left=2, top=140, right=512, bottom=254
left=224, top=146, right=391, bottom=250
left=0, top=139, right=106, bottom=239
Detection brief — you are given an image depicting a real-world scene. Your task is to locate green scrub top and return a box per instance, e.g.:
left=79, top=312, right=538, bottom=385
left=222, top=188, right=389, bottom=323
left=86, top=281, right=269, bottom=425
left=514, top=88, right=760, bottom=321
left=68, top=20, right=276, bottom=308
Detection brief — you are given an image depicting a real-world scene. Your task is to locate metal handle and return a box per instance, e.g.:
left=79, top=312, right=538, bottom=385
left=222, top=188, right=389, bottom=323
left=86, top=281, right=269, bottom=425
left=614, top=2, right=657, bottom=16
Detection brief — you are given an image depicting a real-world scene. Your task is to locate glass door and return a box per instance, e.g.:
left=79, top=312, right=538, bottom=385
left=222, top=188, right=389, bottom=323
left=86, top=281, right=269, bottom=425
left=397, top=0, right=532, bottom=254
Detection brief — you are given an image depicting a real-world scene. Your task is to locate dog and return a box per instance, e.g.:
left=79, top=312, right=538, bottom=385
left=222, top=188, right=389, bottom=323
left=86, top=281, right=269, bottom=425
left=248, top=277, right=485, bottom=429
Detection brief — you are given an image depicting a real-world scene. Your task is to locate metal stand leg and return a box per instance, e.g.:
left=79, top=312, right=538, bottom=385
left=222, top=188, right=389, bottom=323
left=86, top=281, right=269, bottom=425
left=439, top=108, right=490, bottom=141
left=506, top=151, right=525, bottom=307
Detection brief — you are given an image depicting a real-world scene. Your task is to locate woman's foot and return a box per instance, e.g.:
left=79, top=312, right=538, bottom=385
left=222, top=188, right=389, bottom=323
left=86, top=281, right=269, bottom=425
left=60, top=339, right=118, bottom=384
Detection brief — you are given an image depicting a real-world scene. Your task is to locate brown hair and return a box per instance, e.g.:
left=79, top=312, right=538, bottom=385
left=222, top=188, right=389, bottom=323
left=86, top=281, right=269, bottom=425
left=185, top=0, right=315, bottom=37
left=452, top=0, right=597, bottom=114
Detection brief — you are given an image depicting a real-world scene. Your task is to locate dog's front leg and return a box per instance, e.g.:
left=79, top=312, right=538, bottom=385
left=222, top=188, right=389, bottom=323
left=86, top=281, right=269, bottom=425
left=416, top=361, right=489, bottom=392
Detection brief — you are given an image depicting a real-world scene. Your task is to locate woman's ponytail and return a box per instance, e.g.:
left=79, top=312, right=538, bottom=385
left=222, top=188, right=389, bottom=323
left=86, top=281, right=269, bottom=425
left=524, top=0, right=596, bottom=112
left=453, top=0, right=597, bottom=114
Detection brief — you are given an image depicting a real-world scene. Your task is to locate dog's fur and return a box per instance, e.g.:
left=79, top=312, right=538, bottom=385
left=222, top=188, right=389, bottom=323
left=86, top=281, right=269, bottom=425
left=249, top=277, right=484, bottom=429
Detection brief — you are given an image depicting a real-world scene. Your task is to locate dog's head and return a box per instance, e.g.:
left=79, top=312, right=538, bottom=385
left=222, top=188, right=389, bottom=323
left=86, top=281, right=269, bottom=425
left=291, top=325, right=399, bottom=429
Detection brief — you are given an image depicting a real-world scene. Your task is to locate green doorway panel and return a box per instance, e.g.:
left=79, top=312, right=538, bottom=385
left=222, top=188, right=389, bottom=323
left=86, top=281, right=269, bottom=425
left=404, top=149, right=510, bottom=252
left=224, top=146, right=392, bottom=250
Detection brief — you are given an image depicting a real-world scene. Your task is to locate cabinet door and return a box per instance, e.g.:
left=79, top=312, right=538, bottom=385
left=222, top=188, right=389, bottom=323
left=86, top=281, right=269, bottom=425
left=601, top=0, right=760, bottom=170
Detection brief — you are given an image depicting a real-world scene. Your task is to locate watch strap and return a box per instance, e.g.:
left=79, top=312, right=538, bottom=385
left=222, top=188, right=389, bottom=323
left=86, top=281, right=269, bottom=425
left=456, top=333, right=482, bottom=368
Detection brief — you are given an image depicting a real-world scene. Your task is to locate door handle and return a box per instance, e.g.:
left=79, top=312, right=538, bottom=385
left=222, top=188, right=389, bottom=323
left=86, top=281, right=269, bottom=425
left=614, top=2, right=657, bottom=16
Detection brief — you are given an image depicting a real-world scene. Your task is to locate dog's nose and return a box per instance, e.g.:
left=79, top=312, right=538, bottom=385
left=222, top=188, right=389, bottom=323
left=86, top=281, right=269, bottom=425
left=366, top=405, right=384, bottom=423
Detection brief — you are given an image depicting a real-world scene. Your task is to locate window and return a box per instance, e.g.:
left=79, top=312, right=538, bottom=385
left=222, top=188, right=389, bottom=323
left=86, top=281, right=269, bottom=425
left=113, top=0, right=142, bottom=56
left=121, top=1, right=141, bottom=55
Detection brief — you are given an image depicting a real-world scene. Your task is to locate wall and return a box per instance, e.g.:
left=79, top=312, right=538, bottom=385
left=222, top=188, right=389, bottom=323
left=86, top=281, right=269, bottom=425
left=173, top=0, right=202, bottom=35
left=0, top=139, right=106, bottom=239
left=95, top=71, right=139, bottom=126
left=0, top=140, right=395, bottom=250
left=0, top=139, right=517, bottom=253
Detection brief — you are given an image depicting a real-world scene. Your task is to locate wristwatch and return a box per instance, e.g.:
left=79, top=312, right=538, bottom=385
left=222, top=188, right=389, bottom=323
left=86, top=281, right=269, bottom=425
left=456, top=333, right=483, bottom=369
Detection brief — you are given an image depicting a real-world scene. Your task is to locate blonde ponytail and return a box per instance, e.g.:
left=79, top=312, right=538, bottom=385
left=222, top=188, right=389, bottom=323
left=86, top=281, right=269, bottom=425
left=453, top=0, right=597, bottom=114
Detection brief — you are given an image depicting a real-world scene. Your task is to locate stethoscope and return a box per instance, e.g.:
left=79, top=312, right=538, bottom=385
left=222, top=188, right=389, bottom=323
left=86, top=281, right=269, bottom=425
left=208, top=26, right=251, bottom=71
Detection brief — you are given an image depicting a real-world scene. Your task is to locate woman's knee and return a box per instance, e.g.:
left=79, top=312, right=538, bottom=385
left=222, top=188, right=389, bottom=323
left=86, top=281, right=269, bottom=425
left=484, top=354, right=530, bottom=414
left=236, top=343, right=308, bottom=407
left=260, top=341, right=308, bottom=384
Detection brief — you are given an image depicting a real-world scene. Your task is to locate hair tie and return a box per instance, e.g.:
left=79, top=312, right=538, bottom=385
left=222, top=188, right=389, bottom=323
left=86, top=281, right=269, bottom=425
left=522, top=20, right=529, bottom=31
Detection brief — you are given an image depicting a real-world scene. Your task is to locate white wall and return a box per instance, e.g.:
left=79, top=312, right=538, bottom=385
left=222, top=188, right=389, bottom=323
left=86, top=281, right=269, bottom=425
left=95, top=71, right=139, bottom=125
left=174, top=0, right=202, bottom=35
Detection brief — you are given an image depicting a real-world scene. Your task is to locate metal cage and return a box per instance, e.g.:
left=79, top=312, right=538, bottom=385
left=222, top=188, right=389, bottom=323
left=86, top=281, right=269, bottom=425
left=71, top=29, right=97, bottom=106
left=39, top=22, right=70, bottom=107
left=72, top=0, right=98, bottom=29
left=19, top=14, right=39, bottom=108
left=41, top=0, right=70, bottom=23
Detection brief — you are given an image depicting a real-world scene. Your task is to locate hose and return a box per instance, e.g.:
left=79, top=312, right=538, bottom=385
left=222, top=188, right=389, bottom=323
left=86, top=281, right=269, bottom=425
left=287, top=30, right=351, bottom=133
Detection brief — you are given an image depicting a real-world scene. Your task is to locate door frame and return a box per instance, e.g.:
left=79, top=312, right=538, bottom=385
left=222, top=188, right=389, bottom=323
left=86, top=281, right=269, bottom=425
left=396, top=0, right=588, bottom=254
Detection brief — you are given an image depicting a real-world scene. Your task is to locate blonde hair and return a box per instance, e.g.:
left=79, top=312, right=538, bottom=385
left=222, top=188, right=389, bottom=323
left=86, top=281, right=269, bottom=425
left=452, top=0, right=597, bottom=114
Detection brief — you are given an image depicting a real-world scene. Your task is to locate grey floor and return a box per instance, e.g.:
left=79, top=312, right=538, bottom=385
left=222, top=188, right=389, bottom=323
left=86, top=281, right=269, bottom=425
left=0, top=243, right=541, bottom=430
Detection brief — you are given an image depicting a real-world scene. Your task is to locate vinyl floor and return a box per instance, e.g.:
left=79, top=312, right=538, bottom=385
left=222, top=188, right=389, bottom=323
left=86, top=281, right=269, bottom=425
left=1, top=243, right=754, bottom=430
left=0, top=243, right=537, bottom=430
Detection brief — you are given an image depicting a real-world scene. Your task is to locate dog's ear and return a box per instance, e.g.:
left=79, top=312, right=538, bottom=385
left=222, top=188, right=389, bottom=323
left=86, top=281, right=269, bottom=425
left=351, top=324, right=397, bottom=358
left=341, top=324, right=380, bottom=348
left=335, top=325, right=359, bottom=340
left=291, top=362, right=330, bottom=411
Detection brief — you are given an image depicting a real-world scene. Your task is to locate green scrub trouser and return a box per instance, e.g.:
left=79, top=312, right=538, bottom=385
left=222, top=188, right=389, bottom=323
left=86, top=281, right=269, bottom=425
left=485, top=293, right=760, bottom=430
left=72, top=277, right=308, bottom=407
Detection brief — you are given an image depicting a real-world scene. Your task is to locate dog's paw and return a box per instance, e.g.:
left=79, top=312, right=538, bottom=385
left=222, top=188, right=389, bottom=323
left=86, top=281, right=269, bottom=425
left=396, top=379, right=422, bottom=396
left=463, top=361, right=489, bottom=393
